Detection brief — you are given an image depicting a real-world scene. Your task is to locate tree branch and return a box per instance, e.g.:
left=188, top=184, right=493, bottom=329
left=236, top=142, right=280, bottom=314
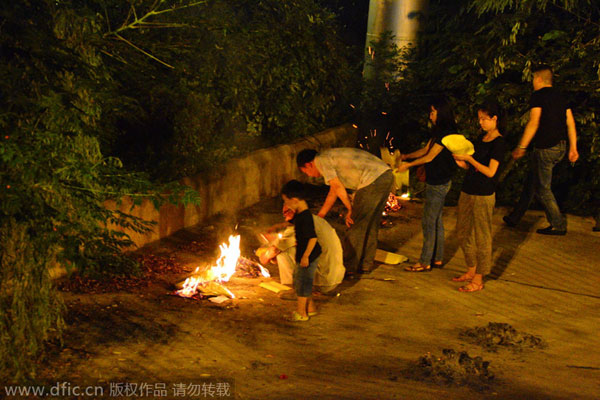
left=549, top=2, right=600, bottom=28
left=104, top=1, right=208, bottom=37
left=102, top=1, right=208, bottom=68
left=113, top=34, right=174, bottom=69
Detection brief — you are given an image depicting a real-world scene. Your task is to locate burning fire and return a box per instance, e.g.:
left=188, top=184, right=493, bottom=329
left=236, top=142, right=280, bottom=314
left=206, top=235, right=241, bottom=282
left=384, top=193, right=403, bottom=214
left=176, top=235, right=270, bottom=299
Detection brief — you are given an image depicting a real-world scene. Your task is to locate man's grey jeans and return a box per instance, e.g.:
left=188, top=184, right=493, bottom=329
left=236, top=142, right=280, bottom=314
left=506, top=141, right=566, bottom=230
left=343, top=170, right=394, bottom=273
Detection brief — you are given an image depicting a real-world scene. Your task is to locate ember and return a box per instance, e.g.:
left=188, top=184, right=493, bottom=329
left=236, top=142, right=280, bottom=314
left=384, top=193, right=403, bottom=214
left=175, top=234, right=269, bottom=299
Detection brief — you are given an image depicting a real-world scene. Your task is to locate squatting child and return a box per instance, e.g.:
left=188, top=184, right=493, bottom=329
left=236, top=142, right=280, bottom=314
left=281, top=180, right=321, bottom=321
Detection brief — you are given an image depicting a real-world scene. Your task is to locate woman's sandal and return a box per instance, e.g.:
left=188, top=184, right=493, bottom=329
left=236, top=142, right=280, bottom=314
left=404, top=263, right=431, bottom=272
left=308, top=311, right=319, bottom=317
left=452, top=274, right=473, bottom=282
left=458, top=282, right=484, bottom=292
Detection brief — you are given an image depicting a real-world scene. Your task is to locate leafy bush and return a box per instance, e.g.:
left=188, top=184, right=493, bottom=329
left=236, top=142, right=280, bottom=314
left=98, top=0, right=359, bottom=181
left=0, top=0, right=200, bottom=380
left=359, top=0, right=600, bottom=213
left=0, top=221, right=65, bottom=382
left=0, top=0, right=357, bottom=380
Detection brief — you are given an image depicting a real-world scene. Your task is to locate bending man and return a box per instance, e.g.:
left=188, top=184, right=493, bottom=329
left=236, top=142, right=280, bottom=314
left=296, top=148, right=393, bottom=276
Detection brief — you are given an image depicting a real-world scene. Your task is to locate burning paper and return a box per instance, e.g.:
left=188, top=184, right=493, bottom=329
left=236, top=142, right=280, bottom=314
left=175, top=234, right=269, bottom=299
left=236, top=256, right=271, bottom=279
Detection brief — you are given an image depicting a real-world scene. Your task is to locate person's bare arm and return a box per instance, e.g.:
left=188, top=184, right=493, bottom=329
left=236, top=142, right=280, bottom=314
left=513, top=107, right=541, bottom=159
left=300, top=237, right=318, bottom=267
left=566, top=108, right=579, bottom=163
left=266, top=221, right=292, bottom=233
left=454, top=159, right=469, bottom=170
left=318, top=177, right=353, bottom=227
left=453, top=154, right=500, bottom=178
left=402, top=142, right=431, bottom=160
left=318, top=184, right=339, bottom=218
left=397, top=142, right=443, bottom=172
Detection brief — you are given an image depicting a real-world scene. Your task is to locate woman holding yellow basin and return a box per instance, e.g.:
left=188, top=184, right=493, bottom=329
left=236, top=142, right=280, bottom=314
left=451, top=101, right=507, bottom=292
left=398, top=98, right=457, bottom=272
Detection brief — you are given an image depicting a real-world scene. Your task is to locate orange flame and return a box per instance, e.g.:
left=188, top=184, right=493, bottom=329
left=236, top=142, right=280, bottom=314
left=177, top=235, right=241, bottom=298
left=210, top=235, right=241, bottom=282
left=176, top=235, right=269, bottom=299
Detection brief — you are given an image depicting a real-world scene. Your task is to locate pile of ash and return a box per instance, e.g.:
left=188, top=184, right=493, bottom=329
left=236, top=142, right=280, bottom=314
left=459, top=322, right=546, bottom=352
left=405, top=349, right=494, bottom=391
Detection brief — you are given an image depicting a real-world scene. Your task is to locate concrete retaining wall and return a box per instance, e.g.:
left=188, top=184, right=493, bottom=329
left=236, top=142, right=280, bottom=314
left=105, top=124, right=357, bottom=249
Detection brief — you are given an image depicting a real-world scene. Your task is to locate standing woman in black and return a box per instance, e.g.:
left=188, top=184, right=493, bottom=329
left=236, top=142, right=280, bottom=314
left=398, top=98, right=457, bottom=271
left=452, top=101, right=507, bottom=292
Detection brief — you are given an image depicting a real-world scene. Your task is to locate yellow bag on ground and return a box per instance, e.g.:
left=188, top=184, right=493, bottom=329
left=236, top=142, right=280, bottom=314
left=375, top=249, right=408, bottom=265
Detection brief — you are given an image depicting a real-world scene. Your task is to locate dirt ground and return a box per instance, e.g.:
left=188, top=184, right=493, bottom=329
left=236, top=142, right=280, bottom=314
left=36, top=195, right=600, bottom=400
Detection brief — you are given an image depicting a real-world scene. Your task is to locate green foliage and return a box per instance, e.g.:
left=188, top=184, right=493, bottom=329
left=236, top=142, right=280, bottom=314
left=95, top=0, right=358, bottom=180
left=1, top=0, right=354, bottom=381
left=469, top=0, right=585, bottom=15
left=0, top=0, right=201, bottom=380
left=362, top=0, right=600, bottom=211
left=1, top=0, right=200, bottom=276
left=466, top=0, right=600, bottom=212
left=0, top=220, right=65, bottom=382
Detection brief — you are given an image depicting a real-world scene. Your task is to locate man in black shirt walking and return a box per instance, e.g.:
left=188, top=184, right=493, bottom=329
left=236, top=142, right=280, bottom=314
left=504, top=64, right=579, bottom=235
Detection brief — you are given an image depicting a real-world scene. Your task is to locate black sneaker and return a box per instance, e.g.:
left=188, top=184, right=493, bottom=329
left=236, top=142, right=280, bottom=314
left=536, top=226, right=566, bottom=236
left=502, top=216, right=517, bottom=227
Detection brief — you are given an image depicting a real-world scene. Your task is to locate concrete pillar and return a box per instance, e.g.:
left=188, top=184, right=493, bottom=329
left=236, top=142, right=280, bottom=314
left=363, top=0, right=428, bottom=79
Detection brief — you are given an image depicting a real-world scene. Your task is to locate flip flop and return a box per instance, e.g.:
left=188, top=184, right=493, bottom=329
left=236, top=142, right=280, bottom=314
left=458, top=282, right=484, bottom=292
left=308, top=311, right=319, bottom=317
left=404, top=263, right=431, bottom=272
left=289, top=311, right=309, bottom=322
